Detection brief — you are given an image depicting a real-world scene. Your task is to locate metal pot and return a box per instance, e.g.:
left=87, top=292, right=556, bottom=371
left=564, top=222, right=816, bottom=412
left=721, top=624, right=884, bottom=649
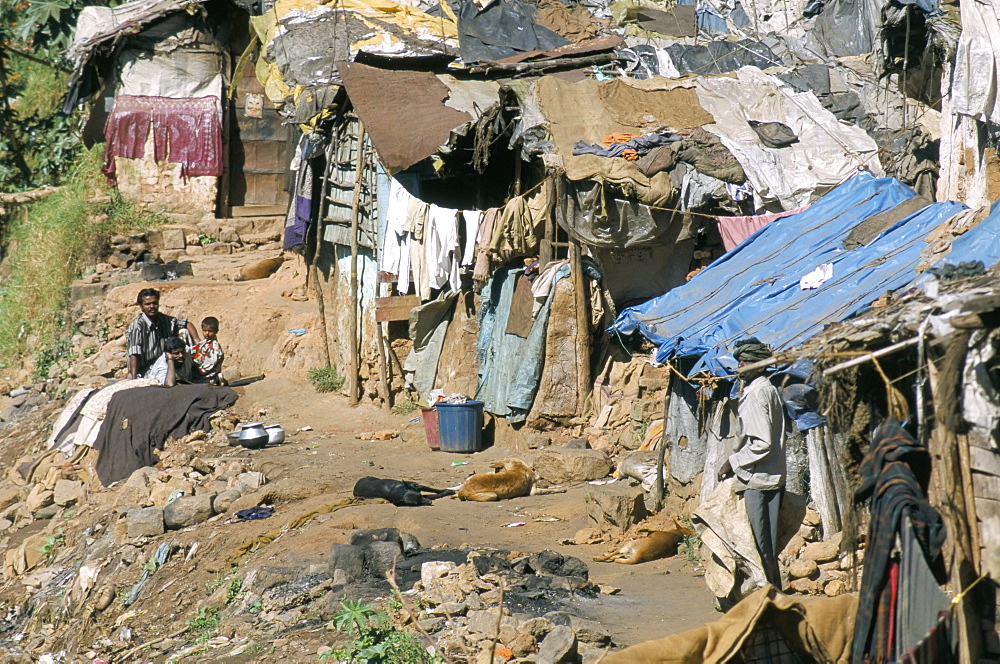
left=265, top=424, right=285, bottom=445
left=238, top=422, right=268, bottom=450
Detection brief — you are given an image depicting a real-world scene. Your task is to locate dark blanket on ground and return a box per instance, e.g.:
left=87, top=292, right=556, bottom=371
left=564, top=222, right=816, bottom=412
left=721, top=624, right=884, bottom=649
left=94, top=384, right=238, bottom=486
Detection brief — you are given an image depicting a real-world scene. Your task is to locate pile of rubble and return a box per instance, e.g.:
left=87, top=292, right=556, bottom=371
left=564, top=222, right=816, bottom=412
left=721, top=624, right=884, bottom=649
left=327, top=530, right=613, bottom=664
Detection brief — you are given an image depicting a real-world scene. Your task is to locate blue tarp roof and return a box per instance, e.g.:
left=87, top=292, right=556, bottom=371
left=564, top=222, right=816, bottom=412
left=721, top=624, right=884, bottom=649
left=612, top=171, right=988, bottom=376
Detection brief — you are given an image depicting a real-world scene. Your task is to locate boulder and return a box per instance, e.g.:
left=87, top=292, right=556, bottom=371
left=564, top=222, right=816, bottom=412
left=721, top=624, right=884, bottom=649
left=328, top=543, right=365, bottom=583
left=365, top=540, right=402, bottom=577
left=421, top=560, right=457, bottom=589
left=536, top=625, right=577, bottom=664
left=534, top=449, right=612, bottom=484
left=53, top=479, right=84, bottom=507
left=584, top=484, right=647, bottom=535
left=162, top=495, right=214, bottom=529
left=568, top=616, right=611, bottom=645
left=127, top=507, right=165, bottom=539
left=212, top=489, right=242, bottom=514
left=160, top=228, right=186, bottom=250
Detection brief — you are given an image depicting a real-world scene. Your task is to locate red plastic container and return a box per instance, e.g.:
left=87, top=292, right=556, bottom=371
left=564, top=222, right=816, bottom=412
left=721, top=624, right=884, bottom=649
left=421, top=406, right=440, bottom=450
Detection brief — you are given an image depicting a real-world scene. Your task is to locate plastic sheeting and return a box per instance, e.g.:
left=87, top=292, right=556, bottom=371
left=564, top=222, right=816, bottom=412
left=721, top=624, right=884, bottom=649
left=657, top=40, right=781, bottom=77
left=612, top=171, right=973, bottom=376
left=454, top=0, right=569, bottom=63
left=695, top=67, right=883, bottom=210
left=951, top=0, right=1000, bottom=125
left=556, top=178, right=686, bottom=248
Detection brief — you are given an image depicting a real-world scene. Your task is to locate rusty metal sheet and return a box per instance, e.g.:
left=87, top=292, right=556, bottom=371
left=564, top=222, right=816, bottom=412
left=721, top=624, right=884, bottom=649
left=336, top=63, right=473, bottom=174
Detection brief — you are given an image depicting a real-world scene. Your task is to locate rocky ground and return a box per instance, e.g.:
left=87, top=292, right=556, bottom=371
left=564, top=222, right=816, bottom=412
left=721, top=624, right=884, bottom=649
left=0, top=219, right=852, bottom=663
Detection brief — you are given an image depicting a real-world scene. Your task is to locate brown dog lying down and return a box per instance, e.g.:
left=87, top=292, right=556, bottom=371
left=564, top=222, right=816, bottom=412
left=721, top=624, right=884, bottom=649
left=458, top=459, right=535, bottom=501
left=593, top=524, right=695, bottom=564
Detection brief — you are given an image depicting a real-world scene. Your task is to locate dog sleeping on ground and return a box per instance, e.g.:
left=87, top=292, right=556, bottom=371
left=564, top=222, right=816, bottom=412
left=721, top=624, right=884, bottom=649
left=457, top=459, right=535, bottom=501
left=592, top=523, right=695, bottom=565
left=352, top=477, right=454, bottom=507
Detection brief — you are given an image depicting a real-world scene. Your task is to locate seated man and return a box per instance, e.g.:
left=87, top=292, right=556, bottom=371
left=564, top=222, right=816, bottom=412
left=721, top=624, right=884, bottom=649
left=146, top=337, right=186, bottom=387
left=126, top=288, right=200, bottom=379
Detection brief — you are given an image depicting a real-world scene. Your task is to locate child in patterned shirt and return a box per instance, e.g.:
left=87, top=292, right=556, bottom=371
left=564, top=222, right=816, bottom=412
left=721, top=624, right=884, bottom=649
left=191, top=316, right=225, bottom=384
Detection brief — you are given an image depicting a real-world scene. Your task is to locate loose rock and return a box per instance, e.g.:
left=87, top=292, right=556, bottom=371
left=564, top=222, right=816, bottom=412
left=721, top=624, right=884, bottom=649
left=534, top=449, right=613, bottom=484
left=162, top=495, right=214, bottom=529
left=127, top=507, right=165, bottom=539
left=536, top=625, right=577, bottom=664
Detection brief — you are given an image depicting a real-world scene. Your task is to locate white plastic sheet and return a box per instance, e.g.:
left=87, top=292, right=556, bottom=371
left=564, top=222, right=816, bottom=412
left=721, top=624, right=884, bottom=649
left=951, top=0, right=1000, bottom=124
left=695, top=67, right=883, bottom=210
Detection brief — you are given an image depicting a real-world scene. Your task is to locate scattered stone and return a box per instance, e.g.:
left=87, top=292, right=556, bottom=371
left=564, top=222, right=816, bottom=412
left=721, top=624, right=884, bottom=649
left=788, top=558, right=819, bottom=579
left=802, top=507, right=821, bottom=527
left=519, top=617, right=555, bottom=639
left=161, top=229, right=186, bottom=250
left=0, top=482, right=24, bottom=512
left=162, top=495, right=214, bottom=529
left=53, top=479, right=84, bottom=507
left=782, top=533, right=806, bottom=557
left=522, top=432, right=552, bottom=449
left=789, top=578, right=822, bottom=594
left=212, top=489, right=241, bottom=514
left=421, top=561, right=457, bottom=588
left=235, top=472, right=266, bottom=494
left=536, top=625, right=577, bottom=664
left=25, top=485, right=54, bottom=513
left=534, top=449, right=613, bottom=484
left=467, top=609, right=498, bottom=635
left=33, top=504, right=61, bottom=520
left=568, top=616, right=611, bottom=645
left=510, top=633, right=537, bottom=657
left=430, top=602, right=467, bottom=617
left=355, top=430, right=398, bottom=441
left=598, top=584, right=620, bottom=595
left=584, top=485, right=647, bottom=535
left=824, top=579, right=847, bottom=596
left=573, top=527, right=603, bottom=545
left=801, top=540, right=840, bottom=563
left=563, top=438, right=591, bottom=449
left=127, top=507, right=165, bottom=539
left=417, top=617, right=446, bottom=633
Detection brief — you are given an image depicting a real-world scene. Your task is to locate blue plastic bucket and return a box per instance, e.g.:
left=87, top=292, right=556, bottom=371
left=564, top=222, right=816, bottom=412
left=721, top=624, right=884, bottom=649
left=435, top=400, right=485, bottom=453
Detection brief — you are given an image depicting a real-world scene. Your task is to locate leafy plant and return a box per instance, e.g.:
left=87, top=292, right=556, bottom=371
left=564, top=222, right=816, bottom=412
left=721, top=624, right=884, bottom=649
left=390, top=399, right=418, bottom=415
left=677, top=515, right=702, bottom=565
left=37, top=527, right=65, bottom=560
left=308, top=366, right=345, bottom=393
left=225, top=578, right=243, bottom=605
left=185, top=606, right=221, bottom=644
left=322, top=600, right=440, bottom=664
left=198, top=233, right=217, bottom=245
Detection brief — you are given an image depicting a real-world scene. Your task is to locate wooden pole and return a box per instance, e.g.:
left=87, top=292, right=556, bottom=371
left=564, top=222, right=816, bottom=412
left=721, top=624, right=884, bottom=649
left=347, top=121, right=366, bottom=406
left=376, top=320, right=391, bottom=408
left=308, top=152, right=332, bottom=369
left=653, top=362, right=674, bottom=512
left=570, top=241, right=591, bottom=415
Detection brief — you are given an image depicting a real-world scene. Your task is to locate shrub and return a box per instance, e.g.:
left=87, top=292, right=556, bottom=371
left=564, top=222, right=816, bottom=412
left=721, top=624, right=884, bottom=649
left=308, top=366, right=345, bottom=393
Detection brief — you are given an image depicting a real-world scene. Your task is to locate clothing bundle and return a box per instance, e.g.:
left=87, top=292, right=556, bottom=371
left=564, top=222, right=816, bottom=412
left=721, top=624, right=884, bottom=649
left=573, top=132, right=680, bottom=160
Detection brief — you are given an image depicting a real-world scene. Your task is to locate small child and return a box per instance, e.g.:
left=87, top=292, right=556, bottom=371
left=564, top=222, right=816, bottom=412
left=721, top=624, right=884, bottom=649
left=191, top=316, right=225, bottom=384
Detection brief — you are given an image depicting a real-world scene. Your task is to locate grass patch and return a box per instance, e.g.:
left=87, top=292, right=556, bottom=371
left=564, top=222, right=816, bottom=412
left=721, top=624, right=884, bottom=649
left=308, top=366, right=345, bottom=393
left=0, top=146, right=166, bottom=369
left=185, top=606, right=221, bottom=644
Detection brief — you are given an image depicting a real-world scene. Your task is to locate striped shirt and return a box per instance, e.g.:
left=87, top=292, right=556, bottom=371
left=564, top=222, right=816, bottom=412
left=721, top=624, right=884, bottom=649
left=126, top=312, right=187, bottom=377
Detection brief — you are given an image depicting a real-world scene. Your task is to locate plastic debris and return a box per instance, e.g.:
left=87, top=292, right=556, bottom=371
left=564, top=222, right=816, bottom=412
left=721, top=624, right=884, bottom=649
left=288, top=328, right=307, bottom=336
left=451, top=461, right=468, bottom=466
left=503, top=522, right=526, bottom=528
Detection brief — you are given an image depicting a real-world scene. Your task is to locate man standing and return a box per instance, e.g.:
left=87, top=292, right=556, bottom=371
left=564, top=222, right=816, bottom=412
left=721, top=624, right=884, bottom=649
left=717, top=337, right=786, bottom=589
left=126, top=288, right=200, bottom=379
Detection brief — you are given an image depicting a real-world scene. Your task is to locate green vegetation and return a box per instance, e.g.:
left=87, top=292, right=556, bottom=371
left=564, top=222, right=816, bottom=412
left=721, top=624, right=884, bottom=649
left=36, top=527, right=65, bottom=560
left=390, top=399, right=418, bottom=415
left=185, top=606, right=221, bottom=644
left=322, top=600, right=440, bottom=664
left=0, top=147, right=166, bottom=369
left=678, top=514, right=702, bottom=565
left=309, top=366, right=346, bottom=393
left=225, top=577, right=243, bottom=605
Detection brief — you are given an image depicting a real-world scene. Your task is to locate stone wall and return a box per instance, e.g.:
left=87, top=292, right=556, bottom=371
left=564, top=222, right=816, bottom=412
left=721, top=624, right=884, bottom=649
left=112, top=133, right=217, bottom=219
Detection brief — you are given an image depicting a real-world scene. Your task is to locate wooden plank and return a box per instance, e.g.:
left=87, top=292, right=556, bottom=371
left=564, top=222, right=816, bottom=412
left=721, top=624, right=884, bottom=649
left=972, top=472, right=1000, bottom=502
left=974, top=495, right=1000, bottom=521
left=230, top=205, right=287, bottom=217
left=375, top=295, right=420, bottom=323
left=971, top=446, right=1000, bottom=476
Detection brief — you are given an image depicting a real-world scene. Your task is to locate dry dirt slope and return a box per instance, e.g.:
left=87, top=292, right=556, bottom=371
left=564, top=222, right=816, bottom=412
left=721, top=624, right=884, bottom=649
left=0, top=246, right=717, bottom=663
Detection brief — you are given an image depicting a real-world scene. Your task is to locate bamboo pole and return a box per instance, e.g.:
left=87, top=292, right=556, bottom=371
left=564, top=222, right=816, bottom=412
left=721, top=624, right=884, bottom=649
left=347, top=121, right=366, bottom=406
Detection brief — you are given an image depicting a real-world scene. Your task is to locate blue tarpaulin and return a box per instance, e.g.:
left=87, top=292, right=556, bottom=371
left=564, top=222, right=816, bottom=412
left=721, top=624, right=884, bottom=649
left=612, top=171, right=978, bottom=375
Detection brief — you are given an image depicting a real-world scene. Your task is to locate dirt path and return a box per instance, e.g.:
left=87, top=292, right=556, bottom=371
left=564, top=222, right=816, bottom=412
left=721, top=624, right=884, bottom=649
left=235, top=377, right=720, bottom=648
